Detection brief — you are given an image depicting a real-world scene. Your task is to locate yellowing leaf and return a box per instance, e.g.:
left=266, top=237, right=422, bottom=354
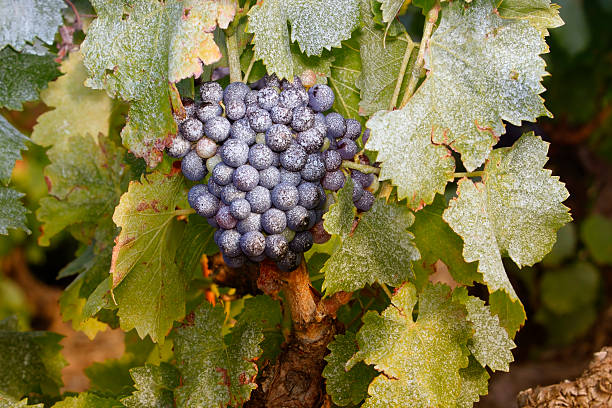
left=111, top=172, right=189, bottom=343
left=443, top=133, right=571, bottom=304
left=366, top=0, right=552, bottom=208
left=82, top=0, right=235, bottom=167
left=349, top=283, right=478, bottom=408
left=497, top=0, right=564, bottom=36
left=32, top=52, right=112, bottom=147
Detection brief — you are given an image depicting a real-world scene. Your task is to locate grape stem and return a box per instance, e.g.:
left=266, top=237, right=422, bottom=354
left=243, top=51, right=256, bottom=83
left=174, top=208, right=195, bottom=216
left=380, top=283, right=394, bottom=300
left=453, top=171, right=484, bottom=179
left=226, top=31, right=242, bottom=83
left=400, top=1, right=440, bottom=108
left=342, top=160, right=381, bottom=175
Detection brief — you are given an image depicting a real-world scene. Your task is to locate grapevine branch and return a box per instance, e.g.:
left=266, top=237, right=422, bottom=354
left=400, top=1, right=441, bottom=108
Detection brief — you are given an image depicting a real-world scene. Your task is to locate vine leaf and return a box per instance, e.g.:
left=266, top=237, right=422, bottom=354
left=36, top=134, right=126, bottom=246
left=0, top=188, right=29, bottom=236
left=0, top=317, right=66, bottom=400
left=50, top=393, right=120, bottom=408
left=489, top=290, right=526, bottom=338
left=0, top=47, right=60, bottom=111
left=235, top=295, right=283, bottom=362
left=174, top=303, right=263, bottom=407
left=377, top=0, right=404, bottom=23
left=247, top=0, right=360, bottom=78
left=168, top=0, right=235, bottom=82
left=348, top=283, right=476, bottom=408
left=453, top=287, right=516, bottom=372
left=110, top=171, right=189, bottom=343
left=176, top=215, right=218, bottom=279
left=329, top=37, right=363, bottom=123
left=457, top=357, right=490, bottom=408
left=31, top=52, right=112, bottom=147
left=357, top=6, right=416, bottom=115
left=322, top=182, right=419, bottom=294
left=0, top=116, right=29, bottom=187
left=323, top=331, right=377, bottom=407
left=0, top=397, right=43, bottom=408
left=410, top=194, right=480, bottom=285
left=58, top=245, right=112, bottom=340
left=82, top=0, right=234, bottom=167
left=0, top=0, right=65, bottom=50
left=367, top=0, right=553, bottom=208
left=580, top=215, right=612, bottom=265
left=443, top=133, right=571, bottom=305
left=121, top=363, right=180, bottom=408
left=497, top=0, right=564, bottom=35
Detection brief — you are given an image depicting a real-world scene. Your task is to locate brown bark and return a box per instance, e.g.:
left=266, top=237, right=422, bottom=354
left=517, top=347, right=612, bottom=408
left=244, top=261, right=351, bottom=408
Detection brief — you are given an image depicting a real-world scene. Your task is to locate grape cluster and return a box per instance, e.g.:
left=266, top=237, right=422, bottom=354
left=168, top=75, right=375, bottom=271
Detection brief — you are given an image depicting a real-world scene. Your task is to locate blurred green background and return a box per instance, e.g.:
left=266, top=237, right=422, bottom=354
left=0, top=0, right=611, bottom=406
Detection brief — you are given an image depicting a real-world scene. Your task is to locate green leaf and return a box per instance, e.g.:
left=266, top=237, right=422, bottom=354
left=0, top=396, right=43, bottom=408
left=111, top=172, right=189, bottom=343
left=542, top=222, right=576, bottom=267
left=286, top=0, right=361, bottom=56
left=0, top=0, right=65, bottom=50
left=323, top=331, right=377, bottom=406
left=540, top=262, right=600, bottom=315
left=174, top=302, right=262, bottom=407
left=329, top=37, right=363, bottom=123
left=176, top=214, right=218, bottom=278
left=0, top=47, right=60, bottom=110
left=497, top=0, right=564, bottom=35
left=348, top=283, right=472, bottom=408
left=0, top=115, right=29, bottom=186
left=443, top=133, right=570, bottom=303
left=0, top=317, right=66, bottom=399
left=235, top=296, right=283, bottom=362
left=457, top=356, right=490, bottom=408
left=357, top=6, right=416, bottom=115
left=59, top=245, right=112, bottom=339
left=377, top=0, right=404, bottom=23
left=367, top=0, right=553, bottom=207
left=82, top=0, right=234, bottom=167
left=51, top=393, right=120, bottom=408
left=410, top=194, right=480, bottom=286
left=36, top=134, right=126, bottom=246
left=488, top=290, right=526, bottom=338
left=453, top=288, right=515, bottom=372
left=121, top=363, right=180, bottom=408
left=247, top=0, right=360, bottom=78
left=31, top=51, right=112, bottom=147
left=581, top=215, right=612, bottom=265
left=0, top=188, right=29, bottom=235
left=247, top=0, right=293, bottom=80
left=323, top=176, right=356, bottom=237
left=322, top=198, right=419, bottom=294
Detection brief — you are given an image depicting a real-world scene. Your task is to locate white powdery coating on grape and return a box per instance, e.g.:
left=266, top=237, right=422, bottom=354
left=196, top=137, right=217, bottom=158
left=262, top=208, right=287, bottom=234
left=196, top=103, right=223, bottom=123
left=233, top=164, right=260, bottom=191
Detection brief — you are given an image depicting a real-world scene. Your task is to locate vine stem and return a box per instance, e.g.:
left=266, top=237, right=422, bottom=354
left=389, top=34, right=414, bottom=110
left=174, top=208, right=195, bottom=216
left=342, top=160, right=381, bottom=175
left=226, top=31, right=242, bottom=83
left=243, top=51, right=256, bottom=83
left=400, top=2, right=440, bottom=108
left=453, top=171, right=484, bottom=179
left=380, top=283, right=393, bottom=300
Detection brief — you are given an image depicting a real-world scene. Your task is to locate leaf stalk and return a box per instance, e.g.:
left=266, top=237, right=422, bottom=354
left=342, top=160, right=381, bottom=175
left=226, top=31, right=242, bottom=83
left=400, top=1, right=440, bottom=108
left=453, top=171, right=484, bottom=179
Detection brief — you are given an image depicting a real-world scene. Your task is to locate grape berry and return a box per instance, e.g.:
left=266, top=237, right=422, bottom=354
left=169, top=76, right=376, bottom=271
